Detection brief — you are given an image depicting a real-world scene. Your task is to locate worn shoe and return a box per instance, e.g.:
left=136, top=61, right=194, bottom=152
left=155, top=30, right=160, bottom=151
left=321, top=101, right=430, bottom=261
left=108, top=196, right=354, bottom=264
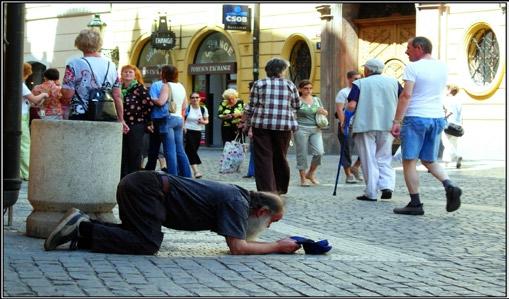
left=456, top=157, right=463, bottom=169
left=446, top=185, right=462, bottom=212
left=351, top=168, right=363, bottom=181
left=356, top=195, right=377, bottom=201
left=44, top=208, right=90, bottom=251
left=345, top=175, right=357, bottom=184
left=393, top=203, right=424, bottom=215
left=381, top=189, right=393, bottom=199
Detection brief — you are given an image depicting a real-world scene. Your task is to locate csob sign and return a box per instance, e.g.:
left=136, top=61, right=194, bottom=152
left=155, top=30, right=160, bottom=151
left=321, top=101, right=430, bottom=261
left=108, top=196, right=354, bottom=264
left=223, top=5, right=251, bottom=31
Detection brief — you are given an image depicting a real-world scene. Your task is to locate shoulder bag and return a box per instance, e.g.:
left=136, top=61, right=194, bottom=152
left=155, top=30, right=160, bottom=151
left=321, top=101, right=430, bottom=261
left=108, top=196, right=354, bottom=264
left=444, top=122, right=464, bottom=137
left=167, top=83, right=177, bottom=113
left=314, top=97, right=329, bottom=129
left=82, top=58, right=117, bottom=121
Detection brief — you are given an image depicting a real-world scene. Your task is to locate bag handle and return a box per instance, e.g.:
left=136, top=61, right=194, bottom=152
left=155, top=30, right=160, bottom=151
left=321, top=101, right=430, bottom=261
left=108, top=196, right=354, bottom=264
left=234, top=132, right=245, bottom=143
left=82, top=57, right=110, bottom=88
left=167, top=82, right=173, bottom=103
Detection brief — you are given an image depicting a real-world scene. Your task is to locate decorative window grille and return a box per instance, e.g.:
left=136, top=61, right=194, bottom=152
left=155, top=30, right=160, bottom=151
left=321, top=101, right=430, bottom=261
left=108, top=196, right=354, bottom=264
left=289, top=41, right=311, bottom=84
left=467, top=28, right=499, bottom=86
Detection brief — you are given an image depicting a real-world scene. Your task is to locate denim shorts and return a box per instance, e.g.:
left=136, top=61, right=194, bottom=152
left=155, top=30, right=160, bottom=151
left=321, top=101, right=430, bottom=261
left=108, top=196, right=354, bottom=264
left=400, top=116, right=446, bottom=162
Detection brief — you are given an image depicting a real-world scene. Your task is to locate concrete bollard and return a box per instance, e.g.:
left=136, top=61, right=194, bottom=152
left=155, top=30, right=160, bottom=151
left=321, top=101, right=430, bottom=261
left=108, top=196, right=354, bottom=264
left=26, top=119, right=122, bottom=238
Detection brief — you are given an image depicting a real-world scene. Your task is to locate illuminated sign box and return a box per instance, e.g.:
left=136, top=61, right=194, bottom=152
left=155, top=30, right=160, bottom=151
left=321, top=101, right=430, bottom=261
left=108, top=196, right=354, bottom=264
left=223, top=5, right=251, bottom=31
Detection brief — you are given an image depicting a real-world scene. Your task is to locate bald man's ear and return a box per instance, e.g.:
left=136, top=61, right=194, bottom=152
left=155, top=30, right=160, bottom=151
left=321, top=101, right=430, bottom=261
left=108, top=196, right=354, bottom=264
left=255, top=207, right=270, bottom=217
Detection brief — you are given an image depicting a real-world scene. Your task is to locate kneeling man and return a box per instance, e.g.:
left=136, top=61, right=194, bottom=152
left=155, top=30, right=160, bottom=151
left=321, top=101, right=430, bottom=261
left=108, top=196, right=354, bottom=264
left=44, top=171, right=301, bottom=255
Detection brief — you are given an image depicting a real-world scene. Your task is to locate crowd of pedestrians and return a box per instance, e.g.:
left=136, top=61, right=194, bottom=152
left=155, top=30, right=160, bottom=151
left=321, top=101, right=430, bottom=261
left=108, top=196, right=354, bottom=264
left=21, top=31, right=464, bottom=256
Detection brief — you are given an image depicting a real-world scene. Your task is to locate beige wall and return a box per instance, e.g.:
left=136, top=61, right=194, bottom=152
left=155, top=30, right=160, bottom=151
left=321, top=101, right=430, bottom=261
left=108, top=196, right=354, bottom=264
left=24, top=3, right=323, bottom=102
left=416, top=3, right=506, bottom=160
left=23, top=3, right=506, bottom=159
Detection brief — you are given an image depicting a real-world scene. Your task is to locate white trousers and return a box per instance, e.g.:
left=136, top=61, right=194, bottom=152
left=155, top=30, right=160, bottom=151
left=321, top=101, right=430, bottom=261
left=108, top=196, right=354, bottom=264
left=441, top=133, right=461, bottom=163
left=354, top=131, right=395, bottom=199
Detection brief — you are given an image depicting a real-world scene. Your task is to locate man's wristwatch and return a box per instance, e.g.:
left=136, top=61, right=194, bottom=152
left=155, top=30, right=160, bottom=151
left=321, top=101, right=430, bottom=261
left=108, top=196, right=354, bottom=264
left=392, top=119, right=402, bottom=125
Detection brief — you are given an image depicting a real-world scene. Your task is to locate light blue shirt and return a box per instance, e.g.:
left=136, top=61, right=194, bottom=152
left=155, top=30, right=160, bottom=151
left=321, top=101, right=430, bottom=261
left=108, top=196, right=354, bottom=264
left=149, top=80, right=169, bottom=119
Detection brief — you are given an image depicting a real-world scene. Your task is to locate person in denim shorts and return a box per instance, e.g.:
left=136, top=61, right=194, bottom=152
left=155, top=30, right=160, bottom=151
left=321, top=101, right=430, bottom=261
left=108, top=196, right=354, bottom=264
left=390, top=36, right=462, bottom=216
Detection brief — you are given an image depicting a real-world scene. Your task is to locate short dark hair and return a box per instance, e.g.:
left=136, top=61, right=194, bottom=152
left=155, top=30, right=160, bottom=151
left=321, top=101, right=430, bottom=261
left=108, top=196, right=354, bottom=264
left=411, top=36, right=433, bottom=54
left=346, top=70, right=360, bottom=79
left=249, top=191, right=284, bottom=215
left=161, top=65, right=178, bottom=83
left=265, top=57, right=289, bottom=78
left=43, top=68, right=59, bottom=81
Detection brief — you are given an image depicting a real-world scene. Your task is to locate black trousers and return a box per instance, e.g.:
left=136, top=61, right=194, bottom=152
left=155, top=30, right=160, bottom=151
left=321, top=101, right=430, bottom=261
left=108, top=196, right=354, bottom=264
left=79, top=171, right=166, bottom=255
left=121, top=123, right=146, bottom=178
left=337, top=124, right=353, bottom=168
left=221, top=125, right=238, bottom=145
left=184, top=129, right=202, bottom=165
left=252, top=128, right=292, bottom=194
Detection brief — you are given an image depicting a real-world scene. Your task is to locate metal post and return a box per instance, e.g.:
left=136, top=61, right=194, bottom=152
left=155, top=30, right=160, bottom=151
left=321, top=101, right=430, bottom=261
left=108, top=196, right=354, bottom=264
left=252, top=3, right=260, bottom=81
left=3, top=3, right=25, bottom=211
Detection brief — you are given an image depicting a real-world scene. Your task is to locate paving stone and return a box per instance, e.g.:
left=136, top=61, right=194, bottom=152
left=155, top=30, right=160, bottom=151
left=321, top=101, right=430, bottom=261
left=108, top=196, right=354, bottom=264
left=3, top=153, right=505, bottom=297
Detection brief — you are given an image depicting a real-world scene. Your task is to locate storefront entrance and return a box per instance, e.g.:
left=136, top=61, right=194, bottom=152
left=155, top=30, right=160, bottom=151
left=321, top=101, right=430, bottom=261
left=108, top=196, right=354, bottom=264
left=189, top=32, right=237, bottom=147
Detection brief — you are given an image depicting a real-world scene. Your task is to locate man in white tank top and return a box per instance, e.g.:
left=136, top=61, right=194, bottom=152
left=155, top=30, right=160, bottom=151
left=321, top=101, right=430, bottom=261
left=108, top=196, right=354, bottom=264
left=391, top=36, right=462, bottom=216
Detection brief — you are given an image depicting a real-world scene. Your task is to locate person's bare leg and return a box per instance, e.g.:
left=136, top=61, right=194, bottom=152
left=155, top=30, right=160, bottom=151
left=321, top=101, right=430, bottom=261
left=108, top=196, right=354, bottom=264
left=421, top=160, right=448, bottom=182
left=403, top=159, right=419, bottom=194
left=299, top=170, right=310, bottom=186
left=305, top=163, right=320, bottom=185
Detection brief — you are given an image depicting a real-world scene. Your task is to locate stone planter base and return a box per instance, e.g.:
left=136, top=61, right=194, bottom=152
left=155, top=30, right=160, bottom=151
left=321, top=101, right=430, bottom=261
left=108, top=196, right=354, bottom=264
left=27, top=119, right=122, bottom=238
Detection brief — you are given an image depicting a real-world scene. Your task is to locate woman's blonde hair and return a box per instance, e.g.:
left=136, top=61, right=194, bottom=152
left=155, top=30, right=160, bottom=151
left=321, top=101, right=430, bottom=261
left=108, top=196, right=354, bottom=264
left=121, top=64, right=144, bottom=84
left=222, top=88, right=238, bottom=101
left=74, top=29, right=102, bottom=53
left=23, top=63, right=33, bottom=79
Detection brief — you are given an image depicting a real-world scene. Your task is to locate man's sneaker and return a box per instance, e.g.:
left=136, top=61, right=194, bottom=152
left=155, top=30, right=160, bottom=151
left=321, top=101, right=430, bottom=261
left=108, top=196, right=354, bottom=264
left=393, top=203, right=424, bottom=215
left=356, top=195, right=377, bottom=201
left=351, top=168, right=363, bottom=181
left=446, top=185, right=462, bottom=212
left=345, top=175, right=357, bottom=184
left=456, top=157, right=463, bottom=169
left=44, top=208, right=90, bottom=251
left=381, top=189, right=392, bottom=199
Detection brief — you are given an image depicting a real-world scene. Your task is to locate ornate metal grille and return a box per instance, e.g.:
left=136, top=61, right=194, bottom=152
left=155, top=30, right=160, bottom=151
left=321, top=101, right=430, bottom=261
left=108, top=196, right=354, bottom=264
left=289, top=41, right=311, bottom=84
left=468, top=28, right=499, bottom=86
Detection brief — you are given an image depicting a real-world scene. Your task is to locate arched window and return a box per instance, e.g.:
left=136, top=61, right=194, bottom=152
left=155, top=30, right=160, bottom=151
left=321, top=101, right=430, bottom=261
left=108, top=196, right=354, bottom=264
left=136, top=40, right=173, bottom=84
left=289, top=40, right=311, bottom=84
left=467, top=28, right=500, bottom=86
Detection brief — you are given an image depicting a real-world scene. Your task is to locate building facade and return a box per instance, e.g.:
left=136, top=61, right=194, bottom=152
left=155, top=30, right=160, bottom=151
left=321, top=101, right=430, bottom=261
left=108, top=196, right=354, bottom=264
left=22, top=3, right=506, bottom=159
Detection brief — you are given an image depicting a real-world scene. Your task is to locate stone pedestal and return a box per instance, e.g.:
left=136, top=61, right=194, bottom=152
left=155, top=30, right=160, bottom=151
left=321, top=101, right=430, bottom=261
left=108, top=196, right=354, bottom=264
left=27, top=119, right=122, bottom=238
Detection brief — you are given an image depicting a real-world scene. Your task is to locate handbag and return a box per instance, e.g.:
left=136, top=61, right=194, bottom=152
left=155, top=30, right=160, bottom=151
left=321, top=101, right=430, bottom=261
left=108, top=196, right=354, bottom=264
left=82, top=58, right=117, bottom=121
left=444, top=122, right=464, bottom=137
left=167, top=83, right=177, bottom=113
left=219, top=133, right=245, bottom=173
left=314, top=97, right=329, bottom=129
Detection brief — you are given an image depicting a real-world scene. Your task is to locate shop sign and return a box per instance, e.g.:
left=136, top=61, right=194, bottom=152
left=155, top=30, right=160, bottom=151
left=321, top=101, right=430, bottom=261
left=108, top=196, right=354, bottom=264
left=223, top=5, right=251, bottom=31
left=188, top=62, right=237, bottom=75
left=151, top=31, right=176, bottom=50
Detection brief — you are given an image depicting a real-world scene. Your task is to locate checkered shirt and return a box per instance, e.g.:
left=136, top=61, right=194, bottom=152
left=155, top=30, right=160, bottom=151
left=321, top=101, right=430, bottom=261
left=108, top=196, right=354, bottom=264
left=245, top=77, right=300, bottom=131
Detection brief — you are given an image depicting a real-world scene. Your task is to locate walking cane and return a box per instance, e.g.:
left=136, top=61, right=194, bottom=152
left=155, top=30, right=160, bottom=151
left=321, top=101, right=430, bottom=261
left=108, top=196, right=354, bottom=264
left=333, top=110, right=354, bottom=196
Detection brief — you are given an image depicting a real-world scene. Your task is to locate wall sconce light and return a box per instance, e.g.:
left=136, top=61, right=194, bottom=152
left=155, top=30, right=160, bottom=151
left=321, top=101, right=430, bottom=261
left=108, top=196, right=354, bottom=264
left=87, top=14, right=119, bottom=65
left=87, top=14, right=107, bottom=32
left=151, top=14, right=177, bottom=50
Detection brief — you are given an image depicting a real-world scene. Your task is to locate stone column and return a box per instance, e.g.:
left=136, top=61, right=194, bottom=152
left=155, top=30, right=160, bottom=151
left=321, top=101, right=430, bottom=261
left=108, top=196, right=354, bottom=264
left=26, top=119, right=122, bottom=238
left=316, top=4, right=342, bottom=154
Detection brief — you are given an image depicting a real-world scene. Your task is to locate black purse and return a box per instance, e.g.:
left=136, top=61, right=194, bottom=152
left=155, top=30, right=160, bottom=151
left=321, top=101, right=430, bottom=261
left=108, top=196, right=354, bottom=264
left=444, top=122, right=464, bottom=137
left=82, top=58, right=118, bottom=122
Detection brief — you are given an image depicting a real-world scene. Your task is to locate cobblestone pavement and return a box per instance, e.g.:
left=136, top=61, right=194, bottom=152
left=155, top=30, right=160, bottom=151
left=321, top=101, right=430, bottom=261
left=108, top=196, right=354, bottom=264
left=3, top=148, right=506, bottom=297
